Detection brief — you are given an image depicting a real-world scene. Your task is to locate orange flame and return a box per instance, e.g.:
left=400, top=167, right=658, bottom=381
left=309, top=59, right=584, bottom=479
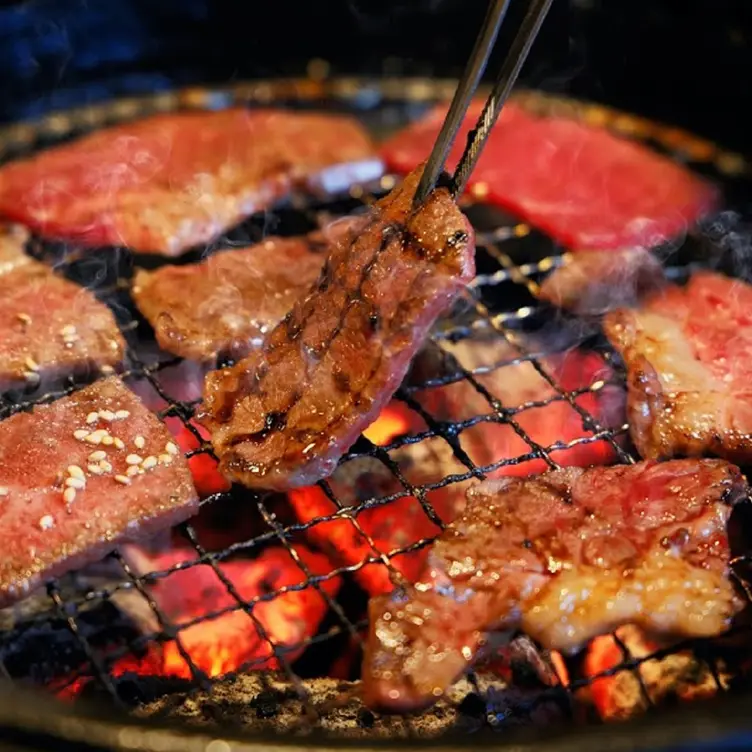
left=362, top=402, right=413, bottom=446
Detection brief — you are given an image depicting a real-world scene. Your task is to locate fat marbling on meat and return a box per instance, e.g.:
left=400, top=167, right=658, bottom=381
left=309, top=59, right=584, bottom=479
left=362, top=459, right=746, bottom=712
left=199, top=166, right=476, bottom=491
left=604, top=271, right=752, bottom=462
left=132, top=233, right=331, bottom=362
left=0, top=376, right=198, bottom=607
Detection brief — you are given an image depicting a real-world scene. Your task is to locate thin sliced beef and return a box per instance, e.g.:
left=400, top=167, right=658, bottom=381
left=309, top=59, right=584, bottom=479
left=604, top=271, right=752, bottom=462
left=382, top=100, right=717, bottom=250
left=0, top=226, right=124, bottom=392
left=0, top=109, right=382, bottom=256
left=199, top=166, right=476, bottom=491
left=363, top=459, right=746, bottom=712
left=538, top=249, right=666, bottom=315
left=132, top=233, right=332, bottom=361
left=0, top=377, right=198, bottom=607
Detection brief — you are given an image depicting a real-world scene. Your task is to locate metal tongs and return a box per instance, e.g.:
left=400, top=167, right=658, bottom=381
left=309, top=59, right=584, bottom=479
left=413, top=0, right=554, bottom=208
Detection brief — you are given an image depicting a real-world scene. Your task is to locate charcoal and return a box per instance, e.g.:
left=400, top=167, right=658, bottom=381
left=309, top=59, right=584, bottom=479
left=137, top=671, right=568, bottom=738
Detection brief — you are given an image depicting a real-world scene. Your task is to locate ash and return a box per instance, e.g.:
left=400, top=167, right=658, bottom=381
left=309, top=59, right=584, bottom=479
left=137, top=671, right=570, bottom=738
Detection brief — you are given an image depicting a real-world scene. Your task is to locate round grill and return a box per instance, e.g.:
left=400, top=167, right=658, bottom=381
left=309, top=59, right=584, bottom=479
left=0, top=77, right=750, bottom=750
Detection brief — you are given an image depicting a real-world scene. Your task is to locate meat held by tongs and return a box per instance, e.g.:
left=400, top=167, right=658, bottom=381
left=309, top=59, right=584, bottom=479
left=199, top=0, right=554, bottom=491
left=199, top=166, right=475, bottom=490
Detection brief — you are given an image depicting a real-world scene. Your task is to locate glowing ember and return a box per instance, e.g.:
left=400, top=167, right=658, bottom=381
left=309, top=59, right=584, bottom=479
left=165, top=416, right=230, bottom=498
left=417, top=344, right=622, bottom=478
left=55, top=545, right=340, bottom=699
left=289, top=406, right=467, bottom=595
left=583, top=626, right=731, bottom=721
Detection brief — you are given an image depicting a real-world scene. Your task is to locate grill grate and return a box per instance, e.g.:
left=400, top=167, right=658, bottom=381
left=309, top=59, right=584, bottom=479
left=0, top=80, right=750, bottom=739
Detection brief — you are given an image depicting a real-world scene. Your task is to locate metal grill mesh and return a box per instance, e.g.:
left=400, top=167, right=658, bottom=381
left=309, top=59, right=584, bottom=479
left=0, top=80, right=749, bottom=737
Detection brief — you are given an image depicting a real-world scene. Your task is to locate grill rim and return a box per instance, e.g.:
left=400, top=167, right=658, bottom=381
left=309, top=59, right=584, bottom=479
left=0, top=75, right=750, bottom=749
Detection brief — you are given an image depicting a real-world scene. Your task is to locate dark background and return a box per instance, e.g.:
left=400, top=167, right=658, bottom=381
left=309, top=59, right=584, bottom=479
left=0, top=0, right=749, bottom=151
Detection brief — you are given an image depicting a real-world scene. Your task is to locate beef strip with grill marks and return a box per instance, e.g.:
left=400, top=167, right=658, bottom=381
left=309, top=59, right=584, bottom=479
left=199, top=166, right=476, bottom=491
left=604, top=271, right=752, bottom=462
left=362, top=459, right=747, bottom=712
left=132, top=232, right=335, bottom=362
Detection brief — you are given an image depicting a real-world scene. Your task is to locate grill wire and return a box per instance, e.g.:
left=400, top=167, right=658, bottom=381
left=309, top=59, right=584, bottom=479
left=0, top=84, right=749, bottom=737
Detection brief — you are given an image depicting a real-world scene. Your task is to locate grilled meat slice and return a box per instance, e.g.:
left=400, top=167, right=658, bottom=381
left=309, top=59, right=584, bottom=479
left=604, top=271, right=752, bottom=462
left=132, top=234, right=330, bottom=361
left=0, top=109, right=382, bottom=256
left=0, top=226, right=124, bottom=392
left=382, top=99, right=717, bottom=250
left=538, top=249, right=666, bottom=315
left=0, top=377, right=198, bottom=607
left=199, top=167, right=476, bottom=491
left=362, top=459, right=746, bottom=712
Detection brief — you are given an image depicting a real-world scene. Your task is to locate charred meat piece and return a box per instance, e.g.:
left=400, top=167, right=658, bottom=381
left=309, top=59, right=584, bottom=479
left=363, top=459, right=746, bottom=712
left=200, top=167, right=476, bottom=491
left=538, top=249, right=666, bottom=315
left=0, top=109, right=382, bottom=256
left=0, top=226, right=124, bottom=392
left=382, top=100, right=717, bottom=250
left=0, top=377, right=198, bottom=607
left=132, top=233, right=331, bottom=362
left=604, top=271, right=752, bottom=462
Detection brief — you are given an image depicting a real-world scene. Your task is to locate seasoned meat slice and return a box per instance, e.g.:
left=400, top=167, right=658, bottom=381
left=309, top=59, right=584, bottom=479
left=538, top=248, right=666, bottom=315
left=132, top=234, right=330, bottom=361
left=0, top=226, right=124, bottom=392
left=199, top=167, right=476, bottom=491
left=0, top=109, right=382, bottom=256
left=0, top=377, right=198, bottom=607
left=362, top=459, right=746, bottom=712
left=382, top=99, right=717, bottom=250
left=604, top=271, right=752, bottom=462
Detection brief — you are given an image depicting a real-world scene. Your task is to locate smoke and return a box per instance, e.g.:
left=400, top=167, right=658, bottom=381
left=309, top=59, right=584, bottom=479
left=696, top=210, right=752, bottom=283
